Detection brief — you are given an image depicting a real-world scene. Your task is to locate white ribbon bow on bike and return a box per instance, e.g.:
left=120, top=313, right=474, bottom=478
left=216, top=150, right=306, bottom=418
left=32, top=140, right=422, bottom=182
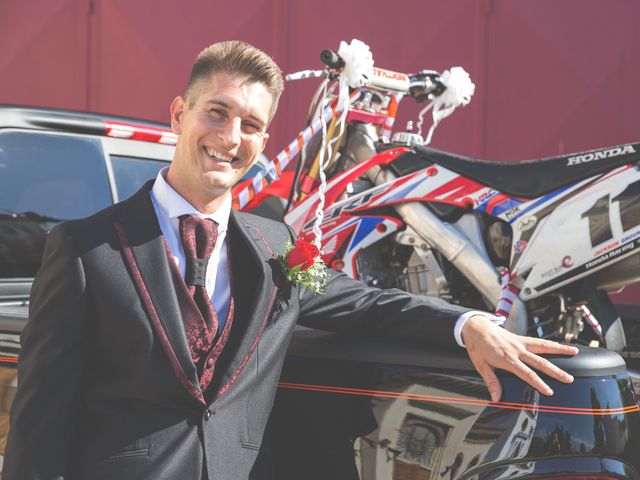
left=333, top=39, right=374, bottom=142
left=312, top=39, right=374, bottom=248
left=337, top=39, right=374, bottom=90
left=335, top=39, right=374, bottom=131
left=418, top=66, right=475, bottom=145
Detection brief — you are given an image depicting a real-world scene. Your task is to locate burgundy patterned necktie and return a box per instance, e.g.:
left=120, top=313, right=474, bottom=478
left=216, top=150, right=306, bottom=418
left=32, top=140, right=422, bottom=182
left=179, top=214, right=219, bottom=334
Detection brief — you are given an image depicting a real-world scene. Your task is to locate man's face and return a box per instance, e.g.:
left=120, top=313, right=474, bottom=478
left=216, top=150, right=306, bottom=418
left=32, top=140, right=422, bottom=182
left=168, top=72, right=272, bottom=210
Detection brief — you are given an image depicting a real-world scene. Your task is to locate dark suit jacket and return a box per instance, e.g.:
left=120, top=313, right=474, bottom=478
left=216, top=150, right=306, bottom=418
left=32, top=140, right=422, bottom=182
left=4, top=182, right=470, bottom=480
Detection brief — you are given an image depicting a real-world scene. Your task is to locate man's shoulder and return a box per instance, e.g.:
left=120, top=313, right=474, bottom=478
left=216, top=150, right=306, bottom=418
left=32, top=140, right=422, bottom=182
left=50, top=202, right=124, bottom=251
left=233, top=210, right=288, bottom=230
left=54, top=182, right=152, bottom=247
left=232, top=210, right=294, bottom=247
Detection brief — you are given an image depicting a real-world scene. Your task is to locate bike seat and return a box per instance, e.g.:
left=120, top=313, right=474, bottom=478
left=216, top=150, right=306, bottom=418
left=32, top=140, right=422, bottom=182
left=414, top=143, right=640, bottom=199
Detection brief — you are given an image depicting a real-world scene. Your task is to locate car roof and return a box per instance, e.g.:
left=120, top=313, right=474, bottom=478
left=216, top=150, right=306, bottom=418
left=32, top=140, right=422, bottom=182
left=0, top=104, right=176, bottom=145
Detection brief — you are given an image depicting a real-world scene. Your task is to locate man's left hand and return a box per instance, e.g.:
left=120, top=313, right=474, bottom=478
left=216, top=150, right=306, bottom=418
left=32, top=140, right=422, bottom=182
left=461, top=315, right=579, bottom=402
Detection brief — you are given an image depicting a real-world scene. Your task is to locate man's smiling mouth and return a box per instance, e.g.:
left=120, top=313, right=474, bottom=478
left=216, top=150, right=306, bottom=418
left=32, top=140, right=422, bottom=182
left=205, top=147, right=236, bottom=163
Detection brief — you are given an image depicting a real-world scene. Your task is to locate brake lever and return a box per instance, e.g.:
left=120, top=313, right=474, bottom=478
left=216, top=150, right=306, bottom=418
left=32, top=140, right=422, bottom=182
left=409, top=70, right=446, bottom=102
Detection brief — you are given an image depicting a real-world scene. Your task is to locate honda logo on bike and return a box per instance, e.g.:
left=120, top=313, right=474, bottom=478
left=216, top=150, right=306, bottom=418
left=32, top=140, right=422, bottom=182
left=566, top=145, right=636, bottom=166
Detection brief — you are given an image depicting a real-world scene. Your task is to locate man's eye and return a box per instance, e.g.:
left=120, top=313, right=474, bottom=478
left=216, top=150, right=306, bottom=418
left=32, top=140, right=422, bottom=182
left=210, top=109, right=226, bottom=118
left=243, top=123, right=260, bottom=133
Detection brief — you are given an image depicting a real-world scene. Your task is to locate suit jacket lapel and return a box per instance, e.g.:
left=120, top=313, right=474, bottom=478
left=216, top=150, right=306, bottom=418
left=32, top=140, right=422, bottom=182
left=208, top=210, right=280, bottom=402
left=113, top=181, right=204, bottom=406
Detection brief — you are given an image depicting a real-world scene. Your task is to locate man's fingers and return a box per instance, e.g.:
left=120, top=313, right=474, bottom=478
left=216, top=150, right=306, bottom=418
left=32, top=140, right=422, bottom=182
left=508, top=358, right=554, bottom=396
left=472, top=358, right=502, bottom=403
left=461, top=315, right=579, bottom=398
left=521, top=350, right=574, bottom=384
left=521, top=337, right=579, bottom=356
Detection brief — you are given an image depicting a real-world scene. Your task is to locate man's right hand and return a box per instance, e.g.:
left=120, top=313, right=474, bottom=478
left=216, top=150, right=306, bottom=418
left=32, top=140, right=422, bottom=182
left=461, top=315, right=578, bottom=402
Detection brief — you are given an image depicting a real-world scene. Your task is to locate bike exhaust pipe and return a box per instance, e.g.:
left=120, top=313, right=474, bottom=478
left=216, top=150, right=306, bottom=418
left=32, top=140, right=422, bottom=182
left=378, top=169, right=528, bottom=335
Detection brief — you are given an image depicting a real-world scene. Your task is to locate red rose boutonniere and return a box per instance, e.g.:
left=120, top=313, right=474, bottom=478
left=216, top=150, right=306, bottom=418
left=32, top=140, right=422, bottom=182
left=278, top=238, right=328, bottom=295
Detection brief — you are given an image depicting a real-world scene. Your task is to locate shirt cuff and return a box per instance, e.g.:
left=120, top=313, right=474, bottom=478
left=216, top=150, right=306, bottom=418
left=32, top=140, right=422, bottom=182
left=454, top=311, right=506, bottom=348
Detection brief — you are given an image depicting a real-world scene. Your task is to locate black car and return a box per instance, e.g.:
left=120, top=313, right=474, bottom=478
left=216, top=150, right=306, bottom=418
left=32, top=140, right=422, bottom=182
left=0, top=105, right=638, bottom=479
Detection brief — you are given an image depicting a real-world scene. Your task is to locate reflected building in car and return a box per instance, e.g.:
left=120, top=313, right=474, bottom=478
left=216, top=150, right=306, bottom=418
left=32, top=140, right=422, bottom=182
left=354, top=375, right=537, bottom=479
left=273, top=329, right=639, bottom=479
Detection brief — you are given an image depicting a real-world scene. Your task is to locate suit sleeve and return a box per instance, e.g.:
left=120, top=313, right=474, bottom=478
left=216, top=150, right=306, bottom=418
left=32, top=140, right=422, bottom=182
left=4, top=225, right=89, bottom=480
left=298, top=266, right=472, bottom=350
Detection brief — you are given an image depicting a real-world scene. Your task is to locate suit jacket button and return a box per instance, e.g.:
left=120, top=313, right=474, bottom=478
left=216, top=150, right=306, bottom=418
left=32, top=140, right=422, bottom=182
left=207, top=358, right=214, bottom=368
left=204, top=409, right=212, bottom=421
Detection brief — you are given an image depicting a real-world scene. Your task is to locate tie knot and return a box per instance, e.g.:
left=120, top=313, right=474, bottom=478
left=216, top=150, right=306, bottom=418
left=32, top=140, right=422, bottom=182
left=179, top=215, right=218, bottom=260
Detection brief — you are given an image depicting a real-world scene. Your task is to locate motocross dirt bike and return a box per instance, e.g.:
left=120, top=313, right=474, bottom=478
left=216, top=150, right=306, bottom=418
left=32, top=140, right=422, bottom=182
left=235, top=47, right=640, bottom=352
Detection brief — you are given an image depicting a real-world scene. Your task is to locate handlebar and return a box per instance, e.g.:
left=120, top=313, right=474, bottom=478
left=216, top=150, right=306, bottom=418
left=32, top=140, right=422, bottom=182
left=318, top=49, right=444, bottom=101
left=320, top=49, right=344, bottom=69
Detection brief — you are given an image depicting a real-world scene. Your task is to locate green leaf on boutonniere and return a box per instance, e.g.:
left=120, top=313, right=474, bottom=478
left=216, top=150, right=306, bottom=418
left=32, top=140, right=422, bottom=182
left=278, top=240, right=328, bottom=295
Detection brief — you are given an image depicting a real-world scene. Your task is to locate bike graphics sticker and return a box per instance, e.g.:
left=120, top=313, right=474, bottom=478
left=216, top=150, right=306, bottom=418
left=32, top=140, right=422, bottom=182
left=536, top=235, right=640, bottom=292
left=517, top=165, right=640, bottom=298
left=566, top=145, right=636, bottom=166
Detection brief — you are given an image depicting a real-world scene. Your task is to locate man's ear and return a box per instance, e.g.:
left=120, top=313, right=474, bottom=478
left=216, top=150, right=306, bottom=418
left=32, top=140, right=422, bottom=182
left=170, top=96, right=186, bottom=135
left=260, top=132, right=269, bottom=153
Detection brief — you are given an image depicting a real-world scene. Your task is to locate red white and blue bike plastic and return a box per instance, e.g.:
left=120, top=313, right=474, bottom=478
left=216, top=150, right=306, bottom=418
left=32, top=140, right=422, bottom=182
left=286, top=144, right=640, bottom=303
left=234, top=40, right=640, bottom=351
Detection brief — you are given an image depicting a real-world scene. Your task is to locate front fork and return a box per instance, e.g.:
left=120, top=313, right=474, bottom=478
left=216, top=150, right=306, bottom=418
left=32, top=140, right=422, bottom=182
left=579, top=289, right=627, bottom=352
left=544, top=289, right=626, bottom=351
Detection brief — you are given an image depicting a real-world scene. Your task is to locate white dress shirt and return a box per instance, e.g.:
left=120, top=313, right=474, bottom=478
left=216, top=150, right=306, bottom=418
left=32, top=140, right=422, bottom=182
left=455, top=311, right=505, bottom=347
left=151, top=168, right=231, bottom=330
left=149, top=168, right=500, bottom=345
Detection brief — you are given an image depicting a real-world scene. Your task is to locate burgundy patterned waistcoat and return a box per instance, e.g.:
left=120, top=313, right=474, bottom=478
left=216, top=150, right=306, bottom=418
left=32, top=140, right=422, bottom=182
left=163, top=241, right=235, bottom=393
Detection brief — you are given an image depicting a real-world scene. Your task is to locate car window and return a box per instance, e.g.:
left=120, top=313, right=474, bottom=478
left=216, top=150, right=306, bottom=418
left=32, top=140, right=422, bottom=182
left=110, top=155, right=168, bottom=201
left=0, top=130, right=112, bottom=278
left=0, top=131, right=112, bottom=219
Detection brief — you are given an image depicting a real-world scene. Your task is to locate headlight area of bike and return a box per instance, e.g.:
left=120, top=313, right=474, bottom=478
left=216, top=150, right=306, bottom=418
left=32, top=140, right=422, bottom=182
left=472, top=215, right=571, bottom=343
left=482, top=217, right=512, bottom=267
left=479, top=215, right=624, bottom=348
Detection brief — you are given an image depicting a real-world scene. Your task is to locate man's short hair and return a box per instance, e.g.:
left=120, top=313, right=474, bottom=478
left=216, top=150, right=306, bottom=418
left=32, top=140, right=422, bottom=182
left=184, top=40, right=284, bottom=120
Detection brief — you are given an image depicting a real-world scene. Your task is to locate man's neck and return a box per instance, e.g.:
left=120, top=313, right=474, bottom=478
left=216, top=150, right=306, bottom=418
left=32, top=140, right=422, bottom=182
left=165, top=170, right=229, bottom=214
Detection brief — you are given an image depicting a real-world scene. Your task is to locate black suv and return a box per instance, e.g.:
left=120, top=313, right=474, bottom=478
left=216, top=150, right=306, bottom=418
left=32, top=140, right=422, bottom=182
left=0, top=106, right=639, bottom=479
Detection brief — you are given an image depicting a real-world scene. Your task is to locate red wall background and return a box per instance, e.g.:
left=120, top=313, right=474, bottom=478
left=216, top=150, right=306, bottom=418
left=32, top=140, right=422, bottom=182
left=3, top=0, right=639, bottom=159
left=2, top=0, right=640, bottom=302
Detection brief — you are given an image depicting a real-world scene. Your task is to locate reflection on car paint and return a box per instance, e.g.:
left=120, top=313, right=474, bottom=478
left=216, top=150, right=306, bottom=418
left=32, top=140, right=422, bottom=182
left=273, top=359, right=640, bottom=479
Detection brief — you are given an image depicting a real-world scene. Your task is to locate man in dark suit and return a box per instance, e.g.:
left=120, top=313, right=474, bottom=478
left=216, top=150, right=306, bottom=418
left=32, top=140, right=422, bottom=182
left=4, top=41, right=577, bottom=480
